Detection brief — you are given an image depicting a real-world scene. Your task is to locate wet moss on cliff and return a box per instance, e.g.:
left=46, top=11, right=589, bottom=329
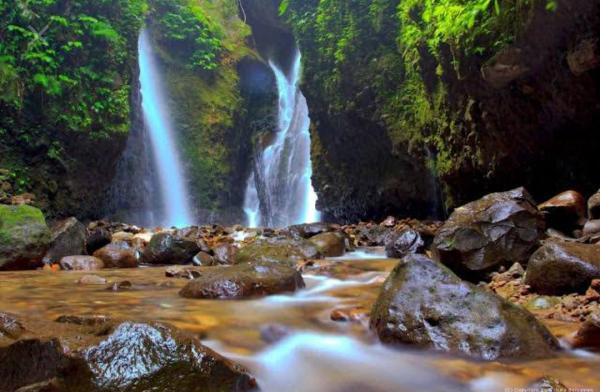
left=0, top=0, right=147, bottom=218
left=148, top=0, right=273, bottom=221
left=282, top=0, right=600, bottom=217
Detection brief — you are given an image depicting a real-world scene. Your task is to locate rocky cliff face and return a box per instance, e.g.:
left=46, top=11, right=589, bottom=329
left=139, top=0, right=277, bottom=224
left=281, top=0, right=600, bottom=221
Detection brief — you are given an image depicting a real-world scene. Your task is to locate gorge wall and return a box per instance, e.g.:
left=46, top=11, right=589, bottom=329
left=3, top=0, right=599, bottom=225
left=0, top=1, right=146, bottom=219
left=281, top=0, right=600, bottom=221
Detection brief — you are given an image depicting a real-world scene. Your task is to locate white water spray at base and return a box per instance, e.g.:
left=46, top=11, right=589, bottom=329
left=243, top=50, right=320, bottom=227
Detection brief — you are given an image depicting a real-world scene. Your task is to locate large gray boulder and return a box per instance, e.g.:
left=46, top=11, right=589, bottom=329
left=525, top=240, right=600, bottom=295
left=0, top=204, right=51, bottom=270
left=433, top=187, right=544, bottom=280
left=370, top=255, right=559, bottom=360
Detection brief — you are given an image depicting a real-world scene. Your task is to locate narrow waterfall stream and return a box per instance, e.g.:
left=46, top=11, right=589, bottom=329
left=244, top=50, right=320, bottom=227
left=138, top=29, right=193, bottom=228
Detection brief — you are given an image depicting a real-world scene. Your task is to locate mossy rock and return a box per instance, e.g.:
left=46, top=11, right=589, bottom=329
left=0, top=204, right=51, bottom=270
left=235, top=237, right=320, bottom=265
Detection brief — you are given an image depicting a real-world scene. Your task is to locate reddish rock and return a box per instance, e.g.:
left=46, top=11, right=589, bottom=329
left=539, top=190, right=586, bottom=233
left=330, top=307, right=369, bottom=323
left=179, top=263, right=304, bottom=299
left=309, top=232, right=346, bottom=257
left=93, top=241, right=137, bottom=268
left=59, top=256, right=104, bottom=271
left=525, top=240, right=600, bottom=295
left=572, top=313, right=600, bottom=351
left=193, top=251, right=215, bottom=266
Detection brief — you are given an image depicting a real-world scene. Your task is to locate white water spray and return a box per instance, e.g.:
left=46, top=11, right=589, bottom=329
left=244, top=50, right=320, bottom=227
left=138, top=30, right=193, bottom=227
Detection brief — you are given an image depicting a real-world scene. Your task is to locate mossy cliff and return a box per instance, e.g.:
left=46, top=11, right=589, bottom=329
left=0, top=0, right=147, bottom=219
left=281, top=0, right=600, bottom=220
left=146, top=0, right=276, bottom=223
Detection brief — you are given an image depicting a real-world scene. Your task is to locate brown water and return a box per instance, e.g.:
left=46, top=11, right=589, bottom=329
left=1, top=252, right=599, bottom=392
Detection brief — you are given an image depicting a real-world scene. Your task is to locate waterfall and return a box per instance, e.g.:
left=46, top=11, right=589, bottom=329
left=243, top=49, right=320, bottom=227
left=138, top=29, right=193, bottom=227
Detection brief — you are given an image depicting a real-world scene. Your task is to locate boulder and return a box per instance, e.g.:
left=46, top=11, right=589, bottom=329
left=309, top=232, right=345, bottom=257
left=77, top=275, right=108, bottom=285
left=93, top=241, right=138, bottom=268
left=433, top=187, right=544, bottom=280
left=59, top=256, right=104, bottom=271
left=83, top=322, right=255, bottom=391
left=165, top=266, right=201, bottom=280
left=525, top=240, right=600, bottom=295
left=85, top=226, right=111, bottom=254
left=0, top=320, right=256, bottom=392
left=583, top=220, right=600, bottom=237
left=538, top=190, right=586, bottom=234
left=571, top=313, right=600, bottom=351
left=370, top=255, right=559, bottom=360
left=0, top=204, right=51, bottom=270
left=212, top=243, right=238, bottom=265
left=588, top=190, right=600, bottom=220
left=355, top=224, right=394, bottom=246
left=193, top=251, right=215, bottom=266
left=384, top=228, right=425, bottom=258
left=179, top=263, right=305, bottom=299
left=286, top=222, right=336, bottom=239
left=0, top=312, right=26, bottom=339
left=142, top=232, right=200, bottom=265
left=0, top=338, right=91, bottom=392
left=235, top=237, right=319, bottom=265
left=43, top=217, right=87, bottom=265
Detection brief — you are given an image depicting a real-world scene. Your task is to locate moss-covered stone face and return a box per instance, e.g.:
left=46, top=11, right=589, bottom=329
left=282, top=0, right=600, bottom=218
left=147, top=0, right=276, bottom=223
left=0, top=204, right=51, bottom=270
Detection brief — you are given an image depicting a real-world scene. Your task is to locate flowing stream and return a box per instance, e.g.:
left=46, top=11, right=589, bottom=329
left=1, top=255, right=599, bottom=391
left=138, top=30, right=193, bottom=228
left=244, top=50, right=320, bottom=227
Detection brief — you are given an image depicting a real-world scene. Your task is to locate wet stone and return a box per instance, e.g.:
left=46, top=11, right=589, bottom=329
left=370, top=254, right=559, bottom=360
left=77, top=275, right=107, bottom=285
left=0, top=312, right=26, bottom=339
left=179, top=263, right=305, bottom=299
left=165, top=265, right=201, bottom=279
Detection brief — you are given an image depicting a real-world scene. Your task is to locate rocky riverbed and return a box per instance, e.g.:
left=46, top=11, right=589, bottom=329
left=2, top=187, right=600, bottom=391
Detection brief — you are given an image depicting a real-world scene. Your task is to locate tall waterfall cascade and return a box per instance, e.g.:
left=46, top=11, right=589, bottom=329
left=243, top=50, right=320, bottom=227
left=138, top=29, right=194, bottom=228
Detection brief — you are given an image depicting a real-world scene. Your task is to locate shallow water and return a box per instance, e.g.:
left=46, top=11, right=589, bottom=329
left=1, top=255, right=599, bottom=391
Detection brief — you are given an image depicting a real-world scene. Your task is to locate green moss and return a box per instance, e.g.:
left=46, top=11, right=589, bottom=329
left=151, top=0, right=257, bottom=212
left=0, top=204, right=47, bottom=231
left=281, top=0, right=556, bottom=210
